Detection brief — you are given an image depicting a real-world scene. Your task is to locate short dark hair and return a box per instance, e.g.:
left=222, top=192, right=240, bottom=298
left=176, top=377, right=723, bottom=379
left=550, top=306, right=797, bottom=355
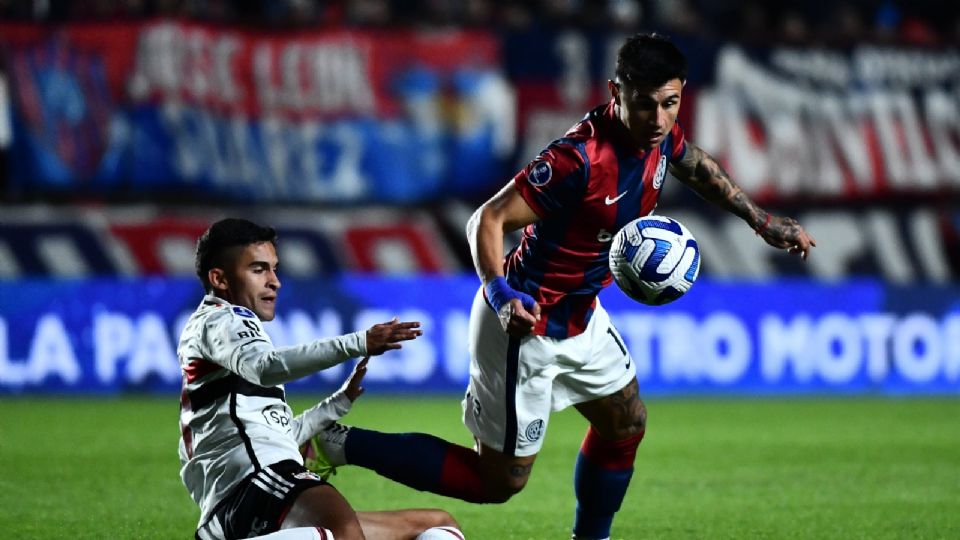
left=615, top=33, right=687, bottom=89
left=195, top=218, right=277, bottom=292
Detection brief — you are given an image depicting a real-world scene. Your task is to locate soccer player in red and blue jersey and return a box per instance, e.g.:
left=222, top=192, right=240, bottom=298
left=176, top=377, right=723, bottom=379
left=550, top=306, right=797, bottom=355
left=307, top=33, right=816, bottom=539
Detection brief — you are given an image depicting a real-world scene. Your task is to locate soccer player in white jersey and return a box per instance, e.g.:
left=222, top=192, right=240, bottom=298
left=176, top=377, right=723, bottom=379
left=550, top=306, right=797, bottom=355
left=178, top=218, right=466, bottom=540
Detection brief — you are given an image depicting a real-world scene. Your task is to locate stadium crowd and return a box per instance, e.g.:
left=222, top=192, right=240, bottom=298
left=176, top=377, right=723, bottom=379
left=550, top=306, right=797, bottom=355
left=0, top=0, right=955, bottom=46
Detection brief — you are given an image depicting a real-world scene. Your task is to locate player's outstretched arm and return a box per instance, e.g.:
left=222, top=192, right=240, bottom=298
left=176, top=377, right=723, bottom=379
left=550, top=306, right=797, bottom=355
left=365, top=317, right=423, bottom=355
left=467, top=182, right=542, bottom=336
left=291, top=357, right=369, bottom=444
left=341, top=356, right=368, bottom=401
left=669, top=141, right=817, bottom=259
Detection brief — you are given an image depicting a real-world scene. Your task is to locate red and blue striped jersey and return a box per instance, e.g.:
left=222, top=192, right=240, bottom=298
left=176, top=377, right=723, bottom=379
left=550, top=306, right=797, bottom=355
left=507, top=99, right=687, bottom=338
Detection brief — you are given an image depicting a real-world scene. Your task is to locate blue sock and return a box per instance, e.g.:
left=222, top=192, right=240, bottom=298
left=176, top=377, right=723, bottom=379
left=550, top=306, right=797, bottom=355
left=572, top=427, right=643, bottom=538
left=573, top=452, right=633, bottom=539
left=344, top=427, right=488, bottom=502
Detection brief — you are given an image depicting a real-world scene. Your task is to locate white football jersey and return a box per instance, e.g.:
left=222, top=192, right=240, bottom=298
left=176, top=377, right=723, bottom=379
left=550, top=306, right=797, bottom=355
left=178, top=294, right=366, bottom=527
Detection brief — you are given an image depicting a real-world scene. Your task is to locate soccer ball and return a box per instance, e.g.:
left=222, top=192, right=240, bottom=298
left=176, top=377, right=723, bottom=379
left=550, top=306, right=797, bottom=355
left=608, top=215, right=700, bottom=306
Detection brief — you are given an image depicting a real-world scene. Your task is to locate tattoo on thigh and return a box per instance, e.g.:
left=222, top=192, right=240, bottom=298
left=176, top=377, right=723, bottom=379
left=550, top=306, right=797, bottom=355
left=608, top=380, right=646, bottom=431
left=608, top=381, right=636, bottom=416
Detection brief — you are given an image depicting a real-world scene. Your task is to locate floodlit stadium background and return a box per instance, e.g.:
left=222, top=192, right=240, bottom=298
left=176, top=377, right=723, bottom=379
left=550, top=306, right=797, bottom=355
left=0, top=0, right=958, bottom=398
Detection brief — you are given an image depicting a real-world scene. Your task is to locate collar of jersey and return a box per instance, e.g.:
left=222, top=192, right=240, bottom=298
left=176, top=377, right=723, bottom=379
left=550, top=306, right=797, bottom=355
left=202, top=294, right=229, bottom=308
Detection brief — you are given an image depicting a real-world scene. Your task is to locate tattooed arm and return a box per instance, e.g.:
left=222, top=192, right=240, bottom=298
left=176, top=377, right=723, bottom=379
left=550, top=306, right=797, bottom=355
left=669, top=142, right=817, bottom=259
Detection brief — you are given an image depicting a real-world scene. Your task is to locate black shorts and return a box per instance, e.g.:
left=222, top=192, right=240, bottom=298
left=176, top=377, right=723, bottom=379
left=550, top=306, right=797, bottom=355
left=196, top=460, right=329, bottom=540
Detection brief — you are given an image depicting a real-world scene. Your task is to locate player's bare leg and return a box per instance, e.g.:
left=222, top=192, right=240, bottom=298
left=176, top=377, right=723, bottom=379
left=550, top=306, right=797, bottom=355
left=356, top=509, right=463, bottom=539
left=475, top=442, right=538, bottom=503
left=570, top=378, right=646, bottom=540
left=575, top=378, right=647, bottom=439
left=281, top=484, right=365, bottom=539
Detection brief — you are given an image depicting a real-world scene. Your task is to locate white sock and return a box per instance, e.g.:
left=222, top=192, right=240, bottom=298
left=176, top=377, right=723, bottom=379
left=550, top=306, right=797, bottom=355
left=416, top=526, right=466, bottom=539
left=249, top=526, right=335, bottom=539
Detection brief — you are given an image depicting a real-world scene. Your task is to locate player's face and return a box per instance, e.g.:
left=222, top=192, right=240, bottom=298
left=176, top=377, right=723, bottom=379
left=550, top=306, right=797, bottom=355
left=217, top=241, right=281, bottom=321
left=609, top=78, right=683, bottom=150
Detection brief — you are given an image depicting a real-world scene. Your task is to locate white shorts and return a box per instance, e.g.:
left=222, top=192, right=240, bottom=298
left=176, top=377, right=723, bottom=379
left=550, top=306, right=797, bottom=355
left=461, top=288, right=637, bottom=457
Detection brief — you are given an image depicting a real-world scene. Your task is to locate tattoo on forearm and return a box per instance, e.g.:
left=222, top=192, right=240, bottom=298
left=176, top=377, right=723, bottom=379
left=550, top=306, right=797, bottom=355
left=676, top=144, right=765, bottom=227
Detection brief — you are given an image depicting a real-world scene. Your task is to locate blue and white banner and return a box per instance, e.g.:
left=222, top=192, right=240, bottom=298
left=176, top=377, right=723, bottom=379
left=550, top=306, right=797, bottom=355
left=1, top=276, right=957, bottom=395
left=1, top=22, right=512, bottom=202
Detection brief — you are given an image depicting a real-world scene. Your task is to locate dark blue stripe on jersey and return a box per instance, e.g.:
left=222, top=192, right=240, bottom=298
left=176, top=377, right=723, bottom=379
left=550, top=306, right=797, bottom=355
left=503, top=337, right=521, bottom=456
left=509, top=139, right=588, bottom=299
left=508, top=212, right=575, bottom=299
left=229, top=392, right=261, bottom=470
left=545, top=297, right=572, bottom=338
left=684, top=239, right=700, bottom=281
left=614, top=151, right=647, bottom=227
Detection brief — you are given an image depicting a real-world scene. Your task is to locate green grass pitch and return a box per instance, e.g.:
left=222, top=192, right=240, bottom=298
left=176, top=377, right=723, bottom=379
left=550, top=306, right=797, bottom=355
left=1, top=396, right=958, bottom=539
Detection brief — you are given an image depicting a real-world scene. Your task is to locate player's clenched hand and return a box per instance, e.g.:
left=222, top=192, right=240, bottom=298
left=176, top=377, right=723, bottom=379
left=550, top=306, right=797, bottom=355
left=498, top=298, right=541, bottom=337
left=485, top=276, right=541, bottom=336
left=365, top=317, right=422, bottom=355
left=757, top=215, right=817, bottom=260
left=343, top=357, right=368, bottom=402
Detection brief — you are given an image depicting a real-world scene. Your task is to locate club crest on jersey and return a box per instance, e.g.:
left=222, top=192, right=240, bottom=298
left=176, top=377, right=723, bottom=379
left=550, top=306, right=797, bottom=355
left=232, top=306, right=256, bottom=318
left=529, top=161, right=552, bottom=186
left=652, top=155, right=668, bottom=190
left=294, top=471, right=324, bottom=481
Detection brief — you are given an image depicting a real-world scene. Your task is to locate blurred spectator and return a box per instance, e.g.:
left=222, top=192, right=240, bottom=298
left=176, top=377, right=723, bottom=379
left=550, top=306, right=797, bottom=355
left=779, top=9, right=811, bottom=45
left=649, top=0, right=704, bottom=36
left=608, top=0, right=642, bottom=32
left=735, top=1, right=773, bottom=45
left=899, top=16, right=939, bottom=46
left=345, top=0, right=391, bottom=28
left=820, top=2, right=868, bottom=47
left=872, top=0, right=901, bottom=43
left=0, top=0, right=956, bottom=45
left=463, top=0, right=493, bottom=28
left=501, top=2, right=533, bottom=31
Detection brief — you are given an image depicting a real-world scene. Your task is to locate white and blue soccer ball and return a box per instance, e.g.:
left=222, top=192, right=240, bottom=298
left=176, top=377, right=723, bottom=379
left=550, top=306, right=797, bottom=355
left=609, top=215, right=700, bottom=306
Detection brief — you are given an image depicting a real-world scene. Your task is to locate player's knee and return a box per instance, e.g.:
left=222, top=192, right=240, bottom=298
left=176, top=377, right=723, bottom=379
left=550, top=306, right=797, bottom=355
left=484, top=472, right=529, bottom=503
left=600, top=400, right=647, bottom=441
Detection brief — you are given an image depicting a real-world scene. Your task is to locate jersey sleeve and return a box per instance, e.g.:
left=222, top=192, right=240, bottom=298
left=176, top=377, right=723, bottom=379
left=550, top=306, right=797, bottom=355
left=512, top=140, right=588, bottom=217
left=200, top=307, right=276, bottom=374
left=290, top=392, right=353, bottom=445
left=668, top=121, right=687, bottom=162
left=199, top=307, right=367, bottom=387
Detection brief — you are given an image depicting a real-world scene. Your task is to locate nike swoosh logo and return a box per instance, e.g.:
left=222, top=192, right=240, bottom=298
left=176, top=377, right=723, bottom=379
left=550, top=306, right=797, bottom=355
left=605, top=191, right=628, bottom=205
